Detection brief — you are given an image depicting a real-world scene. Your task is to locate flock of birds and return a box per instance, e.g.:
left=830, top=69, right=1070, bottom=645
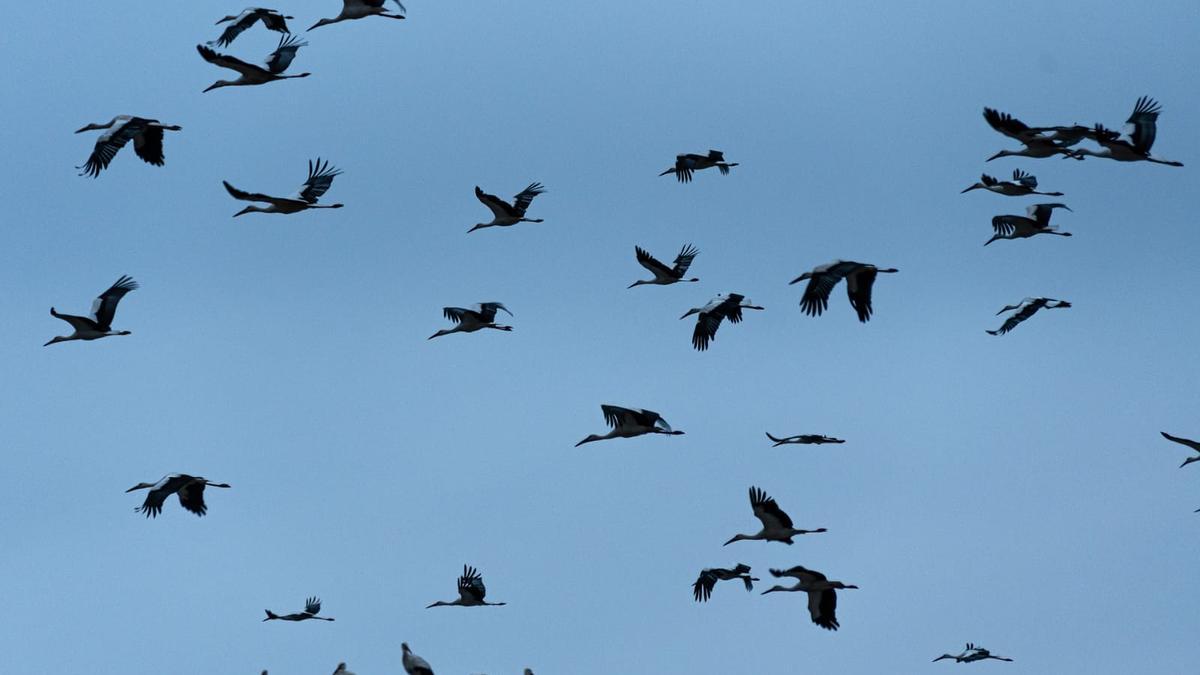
left=49, top=2, right=1192, bottom=672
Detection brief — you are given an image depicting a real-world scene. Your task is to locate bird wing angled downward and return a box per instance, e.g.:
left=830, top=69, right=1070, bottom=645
left=132, top=125, right=166, bottom=166
left=796, top=263, right=852, bottom=317
left=750, top=486, right=793, bottom=530
left=693, top=571, right=716, bottom=602
left=600, top=404, right=636, bottom=429
left=297, top=158, right=341, bottom=203
left=90, top=275, right=138, bottom=330
left=812, top=588, right=839, bottom=630
left=78, top=118, right=146, bottom=177
left=176, top=479, right=209, bottom=516
left=214, top=10, right=259, bottom=47
left=692, top=311, right=723, bottom=351
left=845, top=268, right=878, bottom=323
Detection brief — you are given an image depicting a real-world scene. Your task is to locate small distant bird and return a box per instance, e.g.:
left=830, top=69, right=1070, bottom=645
left=332, top=663, right=355, bottom=675
left=659, top=150, right=738, bottom=183
left=1160, top=432, right=1200, bottom=468
left=790, top=261, right=898, bottom=322
left=197, top=35, right=309, bottom=92
left=470, top=183, right=546, bottom=232
left=223, top=158, right=344, bottom=216
left=933, top=643, right=1014, bottom=663
left=75, top=116, right=181, bottom=178
left=211, top=8, right=293, bottom=47
left=724, top=486, right=826, bottom=545
left=428, top=303, right=513, bottom=339
left=628, top=244, right=700, bottom=288
left=761, top=566, right=858, bottom=631
left=426, top=565, right=507, bottom=608
left=692, top=564, right=758, bottom=602
left=960, top=169, right=1063, bottom=197
left=680, top=293, right=764, bottom=351
left=45, top=276, right=138, bottom=347
left=1067, top=97, right=1183, bottom=166
left=766, top=433, right=844, bottom=446
left=982, top=108, right=1087, bottom=161
left=576, top=405, right=684, bottom=447
left=985, top=203, right=1072, bottom=246
left=987, top=297, right=1070, bottom=336
left=263, top=597, right=334, bottom=622
left=126, top=474, right=231, bottom=518
left=309, top=0, right=407, bottom=31
left=402, top=643, right=434, bottom=675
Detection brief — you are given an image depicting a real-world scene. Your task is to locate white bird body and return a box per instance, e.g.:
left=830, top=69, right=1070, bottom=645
left=402, top=643, right=434, bottom=675
left=985, top=203, right=1072, bottom=246
left=724, top=486, right=826, bottom=545
left=576, top=404, right=684, bottom=446
left=125, top=473, right=231, bottom=518
left=470, top=183, right=546, bottom=232
left=987, top=297, right=1070, bottom=335
left=75, top=116, right=181, bottom=177
left=761, top=565, right=858, bottom=631
left=628, top=244, right=699, bottom=287
left=309, top=0, right=407, bottom=30
left=428, top=302, right=513, bottom=339
left=212, top=8, right=293, bottom=47
left=197, top=34, right=309, bottom=92
left=224, top=158, right=344, bottom=216
left=426, top=565, right=507, bottom=608
left=960, top=169, right=1063, bottom=197
left=45, top=276, right=138, bottom=346
left=790, top=260, right=897, bottom=322
left=680, top=293, right=763, bottom=351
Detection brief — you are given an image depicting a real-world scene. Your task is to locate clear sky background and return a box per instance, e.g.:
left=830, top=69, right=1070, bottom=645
left=2, top=1, right=1198, bottom=673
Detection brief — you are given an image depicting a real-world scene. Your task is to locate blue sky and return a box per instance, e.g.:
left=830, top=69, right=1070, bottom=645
left=2, top=1, right=1199, bottom=673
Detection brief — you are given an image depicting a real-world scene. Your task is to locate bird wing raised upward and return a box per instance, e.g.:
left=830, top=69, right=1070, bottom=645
left=693, top=570, right=717, bottom=602
left=990, top=215, right=1023, bottom=237
left=90, top=275, right=138, bottom=330
left=213, top=9, right=261, bottom=47
left=442, top=307, right=472, bottom=324
left=1012, top=169, right=1037, bottom=188
left=1027, top=202, right=1068, bottom=227
left=305, top=597, right=322, bottom=615
left=196, top=44, right=269, bottom=77
left=749, top=486, right=794, bottom=530
left=510, top=182, right=545, bottom=217
left=475, top=302, right=511, bottom=322
left=672, top=244, right=699, bottom=276
left=475, top=186, right=514, bottom=218
left=265, top=34, right=306, bottom=74
left=769, top=565, right=824, bottom=584
left=296, top=158, right=341, bottom=203
left=1125, top=96, right=1161, bottom=154
left=983, top=107, right=1038, bottom=142
left=176, top=478, right=209, bottom=516
left=224, top=180, right=289, bottom=206
left=600, top=404, right=638, bottom=429
left=634, top=246, right=673, bottom=277
left=458, top=566, right=487, bottom=602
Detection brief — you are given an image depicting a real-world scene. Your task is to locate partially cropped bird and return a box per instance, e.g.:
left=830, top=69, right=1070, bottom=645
left=985, top=203, right=1072, bottom=246
left=428, top=303, right=513, bottom=339
left=761, top=566, right=858, bottom=631
left=680, top=293, right=764, bottom=351
left=692, top=564, right=758, bottom=602
left=659, top=150, right=738, bottom=183
left=576, top=405, right=684, bottom=446
left=426, top=565, right=507, bottom=608
left=1160, top=432, right=1200, bottom=468
left=982, top=107, right=1088, bottom=161
left=223, top=158, right=343, bottom=216
left=933, top=643, right=1014, bottom=663
left=960, top=169, right=1063, bottom=197
left=309, top=0, right=407, bottom=31
left=1066, top=97, right=1183, bottom=166
left=628, top=244, right=700, bottom=288
left=332, top=663, right=355, bottom=675
left=126, top=474, right=231, bottom=518
left=197, top=35, right=309, bottom=92
left=75, top=116, right=181, bottom=178
left=402, top=643, right=434, bottom=675
left=470, top=183, right=546, bottom=232
left=263, top=597, right=334, bottom=622
left=766, top=433, right=845, bottom=446
left=724, top=486, right=826, bottom=545
left=987, top=297, right=1070, bottom=336
left=790, top=261, right=898, bottom=322
left=211, top=8, right=293, bottom=47
left=45, top=276, right=138, bottom=346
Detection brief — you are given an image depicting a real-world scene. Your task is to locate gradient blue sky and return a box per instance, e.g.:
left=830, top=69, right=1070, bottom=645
left=3, top=1, right=1199, bottom=673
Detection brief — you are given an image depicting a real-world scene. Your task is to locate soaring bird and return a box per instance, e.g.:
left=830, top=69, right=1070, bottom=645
left=789, top=261, right=897, bottom=322
left=576, top=405, right=684, bottom=447
left=680, top=293, right=764, bottom=351
left=211, top=8, right=293, bottom=47
left=309, top=0, right=407, bottom=31
left=126, top=474, right=231, bottom=518
left=985, top=203, right=1072, bottom=246
left=987, top=297, right=1070, bottom=335
left=960, top=169, right=1063, bottom=197
left=761, top=566, right=858, bottom=631
left=428, top=303, right=513, bottom=339
left=1160, top=432, right=1200, bottom=468
left=402, top=643, right=434, bottom=675
left=982, top=108, right=1088, bottom=161
left=426, top=565, right=507, bottom=608
left=659, top=150, right=738, bottom=183
left=470, top=183, right=546, bottom=232
left=75, top=116, right=181, bottom=178
left=628, top=244, right=700, bottom=288
left=263, top=597, right=334, bottom=622
left=692, top=564, right=758, bottom=602
left=766, top=433, right=844, bottom=446
left=724, top=486, right=826, bottom=545
left=45, top=276, right=138, bottom=346
left=1068, top=97, right=1183, bottom=166
left=933, top=643, right=1014, bottom=663
left=223, top=158, right=343, bottom=216
left=197, top=35, right=309, bottom=92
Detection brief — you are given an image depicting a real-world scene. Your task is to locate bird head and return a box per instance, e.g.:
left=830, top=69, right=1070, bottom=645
left=788, top=272, right=813, bottom=285
left=43, top=336, right=68, bottom=347
left=574, top=435, right=602, bottom=447
left=679, top=307, right=701, bottom=320
left=985, top=149, right=1010, bottom=162
left=74, top=122, right=107, bottom=133
left=125, top=482, right=155, bottom=493
left=215, top=14, right=238, bottom=24
left=960, top=183, right=983, bottom=193
left=760, top=585, right=790, bottom=595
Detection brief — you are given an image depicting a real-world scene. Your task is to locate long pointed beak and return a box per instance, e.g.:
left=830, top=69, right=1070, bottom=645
left=73, top=126, right=90, bottom=134
left=960, top=185, right=978, bottom=193
left=985, top=151, right=1003, bottom=162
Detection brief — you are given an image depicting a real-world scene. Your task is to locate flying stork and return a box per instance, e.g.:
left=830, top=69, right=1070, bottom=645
left=428, top=303, right=513, bottom=339
left=223, top=158, right=344, bottom=216
left=263, top=596, right=334, bottom=622
left=211, top=8, right=293, bottom=47
left=197, top=34, right=310, bottom=92
left=987, top=297, right=1070, bottom=335
left=125, top=474, right=231, bottom=518
left=1068, top=97, right=1183, bottom=166
left=724, top=486, right=826, bottom=545
left=761, top=566, right=858, bottom=631
left=309, top=0, right=407, bottom=30
left=985, top=203, right=1072, bottom=246
left=692, top=564, right=758, bottom=602
left=332, top=664, right=355, bottom=675
left=982, top=107, right=1087, bottom=161
left=933, top=643, right=1014, bottom=663
left=628, top=244, right=700, bottom=288
left=426, top=565, right=507, bottom=608
left=470, top=183, right=546, bottom=232
left=75, top=116, right=181, bottom=178
left=45, top=275, right=138, bottom=346
left=575, top=405, right=684, bottom=446
left=680, top=293, right=764, bottom=351
left=659, top=150, right=738, bottom=183
left=402, top=643, right=434, bottom=675
left=1160, top=432, right=1200, bottom=468
left=960, top=169, right=1063, bottom=197
left=766, top=432, right=844, bottom=446
left=789, top=261, right=898, bottom=322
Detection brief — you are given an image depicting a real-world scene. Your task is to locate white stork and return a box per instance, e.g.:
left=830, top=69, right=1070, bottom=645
left=45, top=276, right=138, bottom=346
left=724, top=486, right=826, bottom=545
left=469, top=183, right=546, bottom=232
left=789, top=261, right=897, bottom=322
left=263, top=596, right=334, bottom=622
left=1068, top=97, right=1183, bottom=166
left=933, top=643, right=1014, bottom=663
left=309, top=0, right=406, bottom=30
left=982, top=108, right=1087, bottom=161
left=211, top=8, right=293, bottom=47
left=223, top=158, right=343, bottom=216
left=426, top=565, right=507, bottom=608
left=628, top=244, right=700, bottom=288
left=428, top=303, right=513, bottom=339
left=960, top=169, right=1063, bottom=197
left=680, top=293, right=764, bottom=351
left=659, top=150, right=738, bottom=183
left=402, top=643, right=434, bottom=675
left=985, top=203, right=1072, bottom=246
left=197, top=34, right=309, bottom=92
left=761, top=565, right=858, bottom=631
left=1160, top=432, right=1200, bottom=468
left=75, top=116, right=181, bottom=178
left=125, top=474, right=231, bottom=518
left=575, top=405, right=684, bottom=446
left=766, top=433, right=844, bottom=446
left=692, top=564, right=758, bottom=602
left=987, top=297, right=1070, bottom=335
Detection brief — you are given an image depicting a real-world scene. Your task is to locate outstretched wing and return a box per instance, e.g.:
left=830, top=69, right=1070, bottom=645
left=845, top=268, right=879, bottom=323
left=511, top=182, right=545, bottom=217
left=305, top=597, right=322, bottom=615
left=91, top=275, right=138, bottom=330
left=671, top=244, right=699, bottom=276
left=176, top=479, right=209, bottom=516
left=458, top=565, right=487, bottom=602
left=297, top=158, right=341, bottom=203
left=196, top=44, right=267, bottom=77
left=600, top=404, right=638, bottom=429
left=634, top=246, right=672, bottom=277
left=983, top=107, right=1037, bottom=142
left=77, top=117, right=149, bottom=177
left=442, top=307, right=471, bottom=324
left=1125, top=95, right=1161, bottom=154
left=475, top=186, right=514, bottom=218
left=132, top=126, right=166, bottom=166
left=691, top=310, right=723, bottom=351
left=749, top=486, right=793, bottom=530
left=692, top=570, right=717, bottom=602
left=224, top=180, right=285, bottom=206
left=991, top=215, right=1022, bottom=237
left=475, top=302, right=511, bottom=322
left=265, top=34, right=307, bottom=74
left=811, top=588, right=840, bottom=630
left=1011, top=169, right=1037, bottom=188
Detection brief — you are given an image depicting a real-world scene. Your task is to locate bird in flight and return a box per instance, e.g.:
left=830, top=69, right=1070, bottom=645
left=960, top=169, right=1063, bottom=197
left=263, top=596, right=334, bottom=622
left=223, top=158, right=344, bottom=216
left=210, top=7, right=293, bottom=48
left=309, top=0, right=407, bottom=31
left=576, top=405, right=684, bottom=446
left=1160, top=432, right=1200, bottom=468
left=981, top=107, right=1088, bottom=161
left=790, top=261, right=898, bottom=322
left=197, top=34, right=310, bottom=92
left=426, top=565, right=507, bottom=608
left=680, top=293, right=764, bottom=351
left=470, top=183, right=546, bottom=232
left=628, top=244, right=700, bottom=288
left=724, top=486, right=826, bottom=545
left=692, top=564, right=758, bottom=602
left=659, top=150, right=738, bottom=183
left=428, top=303, right=513, bottom=339
left=766, top=433, right=844, bottom=446
left=45, top=276, right=138, bottom=346
left=761, top=565, right=858, bottom=631
left=987, top=297, right=1070, bottom=336
left=933, top=643, right=1014, bottom=663
left=402, top=643, right=434, bottom=675
left=985, top=203, right=1072, bottom=246
left=75, top=116, right=181, bottom=178
left=126, top=474, right=231, bottom=518
left=1061, top=97, right=1183, bottom=166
